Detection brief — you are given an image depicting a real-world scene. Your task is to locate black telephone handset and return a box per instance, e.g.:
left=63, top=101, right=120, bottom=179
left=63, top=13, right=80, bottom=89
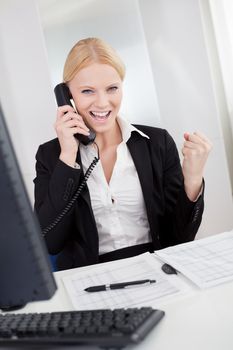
left=42, top=84, right=99, bottom=236
left=54, top=83, right=96, bottom=146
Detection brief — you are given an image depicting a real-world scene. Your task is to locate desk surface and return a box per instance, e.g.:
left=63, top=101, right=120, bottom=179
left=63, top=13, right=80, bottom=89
left=12, top=260, right=233, bottom=350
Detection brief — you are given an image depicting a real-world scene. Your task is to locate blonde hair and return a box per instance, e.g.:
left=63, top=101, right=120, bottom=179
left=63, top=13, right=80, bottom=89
left=63, top=37, right=126, bottom=82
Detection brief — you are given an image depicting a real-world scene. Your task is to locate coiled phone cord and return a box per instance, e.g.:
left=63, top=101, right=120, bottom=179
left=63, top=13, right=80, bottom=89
left=42, top=143, right=100, bottom=236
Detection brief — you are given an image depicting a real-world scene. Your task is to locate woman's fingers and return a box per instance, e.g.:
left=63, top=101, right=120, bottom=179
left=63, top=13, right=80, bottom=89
left=181, top=131, right=212, bottom=200
left=63, top=119, right=90, bottom=135
left=184, top=131, right=212, bottom=146
left=55, top=110, right=90, bottom=135
left=182, top=132, right=212, bottom=180
left=57, top=105, right=75, bottom=118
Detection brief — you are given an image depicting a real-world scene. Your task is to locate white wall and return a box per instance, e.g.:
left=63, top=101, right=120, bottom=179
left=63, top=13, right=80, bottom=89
left=138, top=0, right=233, bottom=237
left=37, top=0, right=161, bottom=127
left=210, top=0, right=233, bottom=134
left=206, top=0, right=233, bottom=191
left=0, top=0, right=56, bottom=202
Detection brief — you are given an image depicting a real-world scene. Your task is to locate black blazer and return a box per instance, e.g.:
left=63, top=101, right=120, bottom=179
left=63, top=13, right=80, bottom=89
left=34, top=125, right=204, bottom=270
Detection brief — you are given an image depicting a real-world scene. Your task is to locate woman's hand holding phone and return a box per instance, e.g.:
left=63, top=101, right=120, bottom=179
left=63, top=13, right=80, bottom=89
left=55, top=105, right=90, bottom=167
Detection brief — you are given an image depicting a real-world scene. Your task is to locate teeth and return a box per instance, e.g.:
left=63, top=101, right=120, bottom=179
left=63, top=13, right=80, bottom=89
left=91, top=111, right=109, bottom=117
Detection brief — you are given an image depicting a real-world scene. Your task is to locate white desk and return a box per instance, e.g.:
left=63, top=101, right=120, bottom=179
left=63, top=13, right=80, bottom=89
left=12, top=260, right=233, bottom=350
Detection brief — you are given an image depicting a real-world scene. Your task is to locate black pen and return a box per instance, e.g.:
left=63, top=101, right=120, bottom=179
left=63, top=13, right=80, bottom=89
left=84, top=279, right=156, bottom=292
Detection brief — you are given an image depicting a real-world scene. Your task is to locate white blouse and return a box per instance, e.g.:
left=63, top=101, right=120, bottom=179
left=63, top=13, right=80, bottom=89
left=80, top=116, right=151, bottom=255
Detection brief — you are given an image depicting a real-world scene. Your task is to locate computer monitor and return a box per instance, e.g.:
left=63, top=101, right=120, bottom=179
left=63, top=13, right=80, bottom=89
left=0, top=103, right=57, bottom=311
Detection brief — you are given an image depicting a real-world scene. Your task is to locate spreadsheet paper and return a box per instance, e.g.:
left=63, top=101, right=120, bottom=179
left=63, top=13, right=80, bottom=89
left=155, top=230, right=233, bottom=288
left=62, top=253, right=188, bottom=310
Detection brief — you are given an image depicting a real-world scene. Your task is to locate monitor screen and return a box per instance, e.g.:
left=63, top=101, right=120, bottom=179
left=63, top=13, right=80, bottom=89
left=0, top=103, right=56, bottom=311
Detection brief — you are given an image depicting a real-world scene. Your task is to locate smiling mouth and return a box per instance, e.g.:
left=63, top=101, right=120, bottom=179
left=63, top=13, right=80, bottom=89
left=89, top=111, right=111, bottom=120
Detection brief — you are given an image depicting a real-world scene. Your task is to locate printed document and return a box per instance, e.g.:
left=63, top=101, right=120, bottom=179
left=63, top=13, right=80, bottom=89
left=155, top=230, right=233, bottom=288
left=62, top=252, right=187, bottom=310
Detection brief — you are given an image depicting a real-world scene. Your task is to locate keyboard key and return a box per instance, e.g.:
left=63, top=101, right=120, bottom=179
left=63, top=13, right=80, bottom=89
left=0, top=307, right=165, bottom=347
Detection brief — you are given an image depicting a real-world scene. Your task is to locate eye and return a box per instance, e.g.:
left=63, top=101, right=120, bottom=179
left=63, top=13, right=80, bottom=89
left=81, top=89, right=94, bottom=94
left=108, top=86, right=118, bottom=92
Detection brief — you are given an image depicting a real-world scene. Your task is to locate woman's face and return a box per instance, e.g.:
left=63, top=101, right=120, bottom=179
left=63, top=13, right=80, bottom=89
left=68, top=63, right=123, bottom=134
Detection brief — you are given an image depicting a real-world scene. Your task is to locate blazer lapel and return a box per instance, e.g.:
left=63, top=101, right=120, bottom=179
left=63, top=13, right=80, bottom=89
left=127, top=133, right=155, bottom=232
left=76, top=149, right=96, bottom=222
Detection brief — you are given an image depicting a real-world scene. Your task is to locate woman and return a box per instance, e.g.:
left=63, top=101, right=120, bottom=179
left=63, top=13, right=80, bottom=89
left=34, top=37, right=212, bottom=270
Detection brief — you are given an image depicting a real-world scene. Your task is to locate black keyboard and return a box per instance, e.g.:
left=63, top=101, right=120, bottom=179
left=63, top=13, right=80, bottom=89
left=0, top=307, right=164, bottom=348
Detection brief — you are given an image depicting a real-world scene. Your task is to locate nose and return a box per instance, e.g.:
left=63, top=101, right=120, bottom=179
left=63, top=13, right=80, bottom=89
left=94, top=91, right=109, bottom=109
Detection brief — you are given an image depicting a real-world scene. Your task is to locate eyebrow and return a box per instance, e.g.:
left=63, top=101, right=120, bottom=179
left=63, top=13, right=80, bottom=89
left=79, top=82, right=121, bottom=90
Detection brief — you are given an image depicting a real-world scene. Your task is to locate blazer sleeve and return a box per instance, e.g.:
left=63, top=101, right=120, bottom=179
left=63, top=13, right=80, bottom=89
left=157, top=130, right=204, bottom=247
left=34, top=144, right=82, bottom=254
